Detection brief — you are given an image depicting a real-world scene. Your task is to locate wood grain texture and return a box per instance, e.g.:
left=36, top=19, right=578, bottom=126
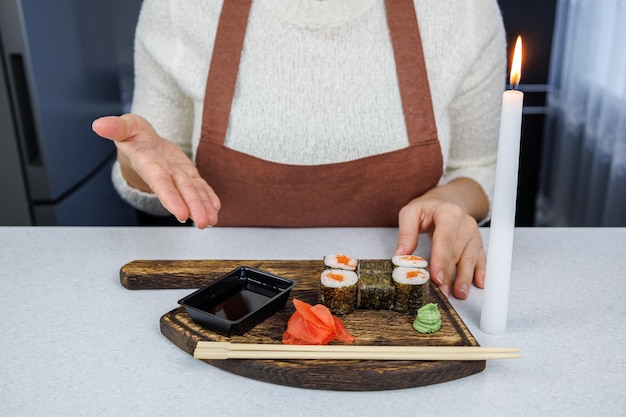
left=120, top=259, right=320, bottom=290
left=121, top=259, right=486, bottom=390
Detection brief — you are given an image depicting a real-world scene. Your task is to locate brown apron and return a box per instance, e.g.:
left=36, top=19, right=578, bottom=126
left=196, top=0, right=443, bottom=227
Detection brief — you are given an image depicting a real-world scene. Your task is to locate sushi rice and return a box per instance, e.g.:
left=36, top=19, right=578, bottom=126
left=320, top=269, right=359, bottom=288
left=391, top=255, right=428, bottom=269
left=324, top=254, right=358, bottom=271
left=392, top=266, right=430, bottom=285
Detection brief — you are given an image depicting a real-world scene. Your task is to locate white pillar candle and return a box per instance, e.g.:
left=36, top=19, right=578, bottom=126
left=480, top=36, right=524, bottom=335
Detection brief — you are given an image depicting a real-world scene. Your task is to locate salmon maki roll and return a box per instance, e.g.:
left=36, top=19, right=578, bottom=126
left=391, top=255, right=428, bottom=269
left=324, top=254, right=358, bottom=271
left=318, top=269, right=359, bottom=315
left=357, top=271, right=395, bottom=310
left=358, top=259, right=394, bottom=275
left=355, top=259, right=395, bottom=309
left=391, top=267, right=430, bottom=314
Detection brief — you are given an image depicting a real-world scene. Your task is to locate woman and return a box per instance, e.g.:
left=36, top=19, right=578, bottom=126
left=93, top=0, right=506, bottom=299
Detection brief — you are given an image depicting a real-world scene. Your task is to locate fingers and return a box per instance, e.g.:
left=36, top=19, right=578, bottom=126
left=450, top=231, right=485, bottom=299
left=147, top=166, right=220, bottom=228
left=171, top=172, right=221, bottom=228
left=430, top=207, right=483, bottom=299
left=147, top=167, right=193, bottom=223
left=92, top=115, right=134, bottom=142
left=398, top=197, right=485, bottom=300
left=92, top=114, right=156, bottom=143
left=429, top=205, right=464, bottom=298
left=152, top=179, right=220, bottom=228
left=473, top=247, right=486, bottom=289
left=395, top=203, right=426, bottom=255
left=92, top=116, right=118, bottom=141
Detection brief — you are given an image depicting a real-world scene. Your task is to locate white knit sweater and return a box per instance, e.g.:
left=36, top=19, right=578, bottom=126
left=113, top=0, right=506, bottom=220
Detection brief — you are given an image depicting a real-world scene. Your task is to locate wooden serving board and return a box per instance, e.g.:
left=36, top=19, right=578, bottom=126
left=121, top=260, right=485, bottom=391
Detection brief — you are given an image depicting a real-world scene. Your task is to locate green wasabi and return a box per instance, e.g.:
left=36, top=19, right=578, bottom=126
left=412, top=303, right=442, bottom=334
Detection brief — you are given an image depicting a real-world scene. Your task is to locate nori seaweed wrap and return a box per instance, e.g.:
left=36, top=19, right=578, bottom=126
left=355, top=259, right=395, bottom=309
left=391, top=267, right=430, bottom=314
left=318, top=269, right=359, bottom=315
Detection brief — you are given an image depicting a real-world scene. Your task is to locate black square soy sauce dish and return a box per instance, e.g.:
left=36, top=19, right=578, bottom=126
left=178, top=266, right=296, bottom=336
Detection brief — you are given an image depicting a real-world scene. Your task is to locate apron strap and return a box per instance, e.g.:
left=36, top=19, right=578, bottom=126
left=201, top=0, right=252, bottom=145
left=385, top=0, right=438, bottom=144
left=201, top=0, right=437, bottom=146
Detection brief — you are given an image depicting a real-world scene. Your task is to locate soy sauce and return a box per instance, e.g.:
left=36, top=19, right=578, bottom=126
left=207, top=288, right=271, bottom=321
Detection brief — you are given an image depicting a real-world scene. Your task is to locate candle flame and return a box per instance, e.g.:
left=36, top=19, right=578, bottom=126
left=510, top=36, right=522, bottom=89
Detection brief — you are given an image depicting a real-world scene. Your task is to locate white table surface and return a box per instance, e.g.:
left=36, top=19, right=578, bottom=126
left=1, top=226, right=624, bottom=417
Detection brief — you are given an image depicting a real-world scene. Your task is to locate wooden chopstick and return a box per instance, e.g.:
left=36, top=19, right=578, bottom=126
left=194, top=341, right=520, bottom=361
left=197, top=341, right=519, bottom=353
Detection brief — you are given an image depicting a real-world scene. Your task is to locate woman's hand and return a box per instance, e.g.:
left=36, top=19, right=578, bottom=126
left=394, top=178, right=488, bottom=299
left=92, top=114, right=220, bottom=228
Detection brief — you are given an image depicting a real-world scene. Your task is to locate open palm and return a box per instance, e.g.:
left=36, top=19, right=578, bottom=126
left=92, top=114, right=220, bottom=228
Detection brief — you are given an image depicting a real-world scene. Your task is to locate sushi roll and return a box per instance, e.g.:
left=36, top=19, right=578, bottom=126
left=391, top=267, right=430, bottom=314
left=357, top=260, right=395, bottom=310
left=324, top=254, right=358, bottom=271
left=357, top=270, right=395, bottom=310
left=358, top=259, right=394, bottom=275
left=391, top=255, right=428, bottom=269
left=318, top=269, right=359, bottom=315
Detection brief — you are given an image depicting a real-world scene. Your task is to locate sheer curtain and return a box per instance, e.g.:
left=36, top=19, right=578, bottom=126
left=536, top=0, right=626, bottom=226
